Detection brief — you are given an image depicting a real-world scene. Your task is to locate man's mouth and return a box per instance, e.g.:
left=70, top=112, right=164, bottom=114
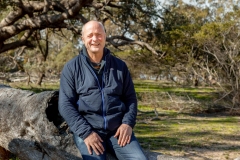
left=91, top=44, right=100, bottom=46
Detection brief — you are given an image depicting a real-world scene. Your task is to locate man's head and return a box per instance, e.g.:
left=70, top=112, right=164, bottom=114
left=81, top=20, right=106, bottom=56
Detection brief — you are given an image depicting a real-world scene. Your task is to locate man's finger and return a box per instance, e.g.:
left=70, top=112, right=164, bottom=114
left=114, top=129, right=120, bottom=138
left=120, top=133, right=127, bottom=146
left=100, top=143, right=105, bottom=153
left=92, top=145, right=100, bottom=155
left=123, top=136, right=128, bottom=146
left=86, top=144, right=92, bottom=155
left=96, top=142, right=104, bottom=154
left=118, top=132, right=123, bottom=145
left=124, top=135, right=131, bottom=146
left=127, top=135, right=131, bottom=144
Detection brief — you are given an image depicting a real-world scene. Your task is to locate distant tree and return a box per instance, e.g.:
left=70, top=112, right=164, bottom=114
left=129, top=1, right=208, bottom=84
left=23, top=28, right=78, bottom=85
left=47, top=41, right=78, bottom=75
left=193, top=12, right=240, bottom=110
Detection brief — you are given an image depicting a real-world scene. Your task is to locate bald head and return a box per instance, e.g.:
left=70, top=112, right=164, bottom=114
left=81, top=20, right=106, bottom=37
left=81, top=20, right=106, bottom=56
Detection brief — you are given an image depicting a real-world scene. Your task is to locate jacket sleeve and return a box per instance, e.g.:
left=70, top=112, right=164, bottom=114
left=58, top=62, right=93, bottom=140
left=121, top=62, right=138, bottom=128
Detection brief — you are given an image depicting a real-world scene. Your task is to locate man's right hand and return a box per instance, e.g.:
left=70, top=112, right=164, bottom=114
left=84, top=132, right=105, bottom=155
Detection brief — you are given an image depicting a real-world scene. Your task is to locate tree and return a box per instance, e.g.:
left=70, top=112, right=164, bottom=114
left=193, top=14, right=240, bottom=110
left=0, top=0, right=162, bottom=85
left=128, top=1, right=208, bottom=84
left=0, top=0, right=159, bottom=54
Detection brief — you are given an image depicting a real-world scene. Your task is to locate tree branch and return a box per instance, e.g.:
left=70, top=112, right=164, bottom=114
left=0, top=0, right=91, bottom=53
left=107, top=36, right=160, bottom=56
left=0, top=30, right=34, bottom=53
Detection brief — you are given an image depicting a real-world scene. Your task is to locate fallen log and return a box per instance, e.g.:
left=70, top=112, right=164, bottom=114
left=0, top=84, right=81, bottom=160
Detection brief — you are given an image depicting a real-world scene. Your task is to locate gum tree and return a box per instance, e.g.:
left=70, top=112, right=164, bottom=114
left=0, top=0, right=160, bottom=54
left=0, top=0, right=162, bottom=85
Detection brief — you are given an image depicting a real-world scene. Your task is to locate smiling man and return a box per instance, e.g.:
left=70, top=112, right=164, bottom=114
left=82, top=21, right=106, bottom=63
left=59, top=20, right=147, bottom=160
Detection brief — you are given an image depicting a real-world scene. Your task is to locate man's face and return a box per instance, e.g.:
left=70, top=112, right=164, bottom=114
left=82, top=21, right=106, bottom=55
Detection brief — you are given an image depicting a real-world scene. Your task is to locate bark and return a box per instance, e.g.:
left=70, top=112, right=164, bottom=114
left=36, top=73, right=45, bottom=86
left=0, top=84, right=81, bottom=160
left=26, top=72, right=31, bottom=85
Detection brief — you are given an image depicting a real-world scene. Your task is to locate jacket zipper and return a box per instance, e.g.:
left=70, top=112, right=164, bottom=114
left=101, top=76, right=107, bottom=130
left=86, top=57, right=107, bottom=130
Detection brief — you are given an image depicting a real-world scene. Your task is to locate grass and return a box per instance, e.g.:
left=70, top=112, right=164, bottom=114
left=134, top=106, right=240, bottom=159
left=9, top=158, right=20, bottom=160
left=134, top=80, right=219, bottom=101
left=8, top=82, right=60, bottom=93
left=5, top=80, right=240, bottom=159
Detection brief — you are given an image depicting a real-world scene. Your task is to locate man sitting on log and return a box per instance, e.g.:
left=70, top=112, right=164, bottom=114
left=58, top=20, right=147, bottom=160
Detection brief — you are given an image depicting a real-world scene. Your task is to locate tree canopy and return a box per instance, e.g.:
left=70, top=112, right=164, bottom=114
left=0, top=0, right=160, bottom=55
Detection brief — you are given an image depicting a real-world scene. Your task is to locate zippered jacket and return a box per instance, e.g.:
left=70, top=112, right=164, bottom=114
left=58, top=48, right=137, bottom=140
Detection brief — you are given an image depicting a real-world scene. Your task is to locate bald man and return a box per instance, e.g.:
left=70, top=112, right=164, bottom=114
left=59, top=20, right=147, bottom=160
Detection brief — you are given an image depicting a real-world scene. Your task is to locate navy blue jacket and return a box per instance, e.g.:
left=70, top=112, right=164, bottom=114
left=58, top=47, right=137, bottom=140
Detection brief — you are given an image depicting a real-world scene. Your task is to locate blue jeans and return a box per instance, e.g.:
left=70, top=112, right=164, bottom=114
left=73, top=130, right=148, bottom=160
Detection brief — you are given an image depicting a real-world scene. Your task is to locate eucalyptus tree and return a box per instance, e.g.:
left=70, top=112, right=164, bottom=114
left=193, top=10, right=240, bottom=110
left=0, top=0, right=160, bottom=54
left=0, top=0, right=161, bottom=85
left=160, top=0, right=240, bottom=110
left=128, top=1, right=210, bottom=84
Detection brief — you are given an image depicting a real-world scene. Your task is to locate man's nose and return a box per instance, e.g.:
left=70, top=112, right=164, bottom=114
left=92, top=35, right=97, bottom=41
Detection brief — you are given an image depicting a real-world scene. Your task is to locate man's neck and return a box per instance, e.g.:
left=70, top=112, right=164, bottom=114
left=88, top=52, right=103, bottom=63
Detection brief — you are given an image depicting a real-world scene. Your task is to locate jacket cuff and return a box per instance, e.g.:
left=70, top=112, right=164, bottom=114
left=122, top=121, right=135, bottom=129
left=79, top=129, right=93, bottom=140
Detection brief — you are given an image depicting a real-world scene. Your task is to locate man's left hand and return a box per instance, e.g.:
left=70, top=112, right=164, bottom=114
left=114, top=124, right=132, bottom=147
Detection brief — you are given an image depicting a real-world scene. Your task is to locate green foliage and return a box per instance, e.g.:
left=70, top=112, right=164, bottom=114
left=9, top=157, right=20, bottom=160
left=47, top=42, right=78, bottom=73
left=194, top=22, right=222, bottom=43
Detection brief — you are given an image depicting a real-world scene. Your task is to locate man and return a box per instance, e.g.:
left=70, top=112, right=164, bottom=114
left=58, top=20, right=147, bottom=160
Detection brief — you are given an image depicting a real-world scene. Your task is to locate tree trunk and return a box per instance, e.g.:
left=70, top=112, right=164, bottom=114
left=26, top=71, right=31, bottom=86
left=0, top=84, right=81, bottom=160
left=36, top=73, right=45, bottom=86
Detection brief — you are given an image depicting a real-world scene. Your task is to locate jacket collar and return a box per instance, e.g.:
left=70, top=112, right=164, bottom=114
left=81, top=45, right=110, bottom=73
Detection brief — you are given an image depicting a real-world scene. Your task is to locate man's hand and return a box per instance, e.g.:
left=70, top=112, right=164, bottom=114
left=114, top=124, right=132, bottom=147
left=84, top=132, right=104, bottom=155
